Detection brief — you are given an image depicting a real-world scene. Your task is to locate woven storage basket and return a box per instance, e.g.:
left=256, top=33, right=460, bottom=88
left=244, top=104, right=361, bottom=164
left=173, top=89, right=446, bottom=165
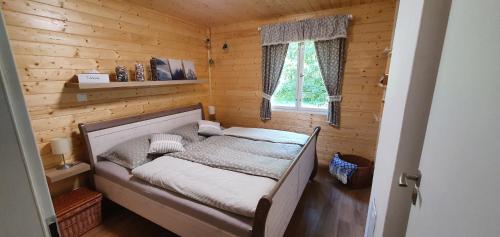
left=341, top=154, right=374, bottom=189
left=54, top=188, right=102, bottom=237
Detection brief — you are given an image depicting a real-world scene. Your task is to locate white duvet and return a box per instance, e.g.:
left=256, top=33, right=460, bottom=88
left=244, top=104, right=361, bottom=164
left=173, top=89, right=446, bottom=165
left=132, top=156, right=276, bottom=217
left=223, top=127, right=309, bottom=145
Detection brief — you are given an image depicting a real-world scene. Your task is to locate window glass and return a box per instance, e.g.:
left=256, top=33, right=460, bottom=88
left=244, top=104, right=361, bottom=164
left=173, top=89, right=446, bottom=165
left=301, top=41, right=328, bottom=109
left=271, top=41, right=328, bottom=113
left=272, top=42, right=298, bottom=107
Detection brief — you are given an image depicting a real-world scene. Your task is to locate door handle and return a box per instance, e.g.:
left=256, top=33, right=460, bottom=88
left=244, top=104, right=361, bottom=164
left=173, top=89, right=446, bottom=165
left=398, top=171, right=421, bottom=187
left=411, top=184, right=419, bottom=205
left=399, top=171, right=422, bottom=205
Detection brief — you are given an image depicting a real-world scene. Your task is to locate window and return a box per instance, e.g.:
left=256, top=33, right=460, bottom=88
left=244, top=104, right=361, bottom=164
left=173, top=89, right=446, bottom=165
left=271, top=41, right=328, bottom=113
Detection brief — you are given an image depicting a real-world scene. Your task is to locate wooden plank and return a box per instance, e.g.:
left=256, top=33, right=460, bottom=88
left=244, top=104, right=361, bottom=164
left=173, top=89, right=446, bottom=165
left=64, top=80, right=208, bottom=90
left=45, top=162, right=91, bottom=183
left=210, top=1, right=396, bottom=161
left=1, top=0, right=211, bottom=197
left=2, top=0, right=395, bottom=197
left=127, top=0, right=395, bottom=26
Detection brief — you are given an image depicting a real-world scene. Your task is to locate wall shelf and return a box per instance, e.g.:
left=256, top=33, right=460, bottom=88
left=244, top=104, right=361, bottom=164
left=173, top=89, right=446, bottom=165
left=65, top=79, right=208, bottom=90
left=45, top=162, right=91, bottom=183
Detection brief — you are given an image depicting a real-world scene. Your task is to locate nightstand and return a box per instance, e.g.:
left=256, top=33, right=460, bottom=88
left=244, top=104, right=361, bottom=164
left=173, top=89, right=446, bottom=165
left=45, top=162, right=91, bottom=183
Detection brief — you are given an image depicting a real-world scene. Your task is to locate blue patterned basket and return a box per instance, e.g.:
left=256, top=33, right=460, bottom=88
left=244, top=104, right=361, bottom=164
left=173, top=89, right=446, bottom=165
left=329, top=153, right=358, bottom=184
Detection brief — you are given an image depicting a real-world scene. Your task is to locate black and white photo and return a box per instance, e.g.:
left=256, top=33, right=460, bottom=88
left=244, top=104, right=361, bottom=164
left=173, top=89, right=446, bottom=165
left=168, top=59, right=185, bottom=80
left=182, top=60, right=197, bottom=80
left=150, top=57, right=172, bottom=81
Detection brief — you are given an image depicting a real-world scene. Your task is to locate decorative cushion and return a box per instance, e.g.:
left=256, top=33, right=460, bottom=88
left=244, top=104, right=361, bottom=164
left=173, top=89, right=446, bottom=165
left=97, top=135, right=152, bottom=169
left=198, top=120, right=223, bottom=136
left=170, top=123, right=206, bottom=144
left=148, top=134, right=185, bottom=154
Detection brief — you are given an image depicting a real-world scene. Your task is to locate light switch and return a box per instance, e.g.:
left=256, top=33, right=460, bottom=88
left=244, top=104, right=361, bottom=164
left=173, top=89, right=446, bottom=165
left=76, top=93, right=88, bottom=102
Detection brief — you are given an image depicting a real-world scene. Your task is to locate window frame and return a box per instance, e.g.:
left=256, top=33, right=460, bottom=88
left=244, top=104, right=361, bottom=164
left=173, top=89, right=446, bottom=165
left=272, top=41, right=328, bottom=114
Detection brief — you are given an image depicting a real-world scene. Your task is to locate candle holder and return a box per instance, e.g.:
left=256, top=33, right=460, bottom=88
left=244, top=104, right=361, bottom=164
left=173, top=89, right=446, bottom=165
left=135, top=63, right=145, bottom=81
left=115, top=65, right=129, bottom=82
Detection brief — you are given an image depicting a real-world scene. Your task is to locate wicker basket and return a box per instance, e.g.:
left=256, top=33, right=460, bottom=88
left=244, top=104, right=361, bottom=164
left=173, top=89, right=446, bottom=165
left=53, top=188, right=102, bottom=237
left=341, top=154, right=374, bottom=189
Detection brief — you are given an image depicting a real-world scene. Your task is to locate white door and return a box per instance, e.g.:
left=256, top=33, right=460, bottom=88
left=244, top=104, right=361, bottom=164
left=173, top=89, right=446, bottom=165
left=366, top=1, right=452, bottom=236
left=404, top=0, right=500, bottom=236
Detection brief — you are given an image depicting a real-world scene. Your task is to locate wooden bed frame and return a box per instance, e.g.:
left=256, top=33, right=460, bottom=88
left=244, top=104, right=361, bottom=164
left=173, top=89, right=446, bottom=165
left=79, top=103, right=320, bottom=237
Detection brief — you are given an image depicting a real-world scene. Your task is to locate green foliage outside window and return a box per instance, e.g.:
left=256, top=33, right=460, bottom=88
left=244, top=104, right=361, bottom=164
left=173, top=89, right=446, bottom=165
left=272, top=43, right=298, bottom=106
left=272, top=41, right=328, bottom=109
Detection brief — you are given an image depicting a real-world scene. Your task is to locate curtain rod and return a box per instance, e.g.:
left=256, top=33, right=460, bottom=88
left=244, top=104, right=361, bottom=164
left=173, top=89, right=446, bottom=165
left=257, top=14, right=353, bottom=31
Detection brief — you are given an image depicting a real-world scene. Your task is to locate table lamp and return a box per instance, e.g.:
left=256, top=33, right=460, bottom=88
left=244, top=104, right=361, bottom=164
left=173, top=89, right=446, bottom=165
left=208, top=105, right=216, bottom=121
left=50, top=138, right=74, bottom=170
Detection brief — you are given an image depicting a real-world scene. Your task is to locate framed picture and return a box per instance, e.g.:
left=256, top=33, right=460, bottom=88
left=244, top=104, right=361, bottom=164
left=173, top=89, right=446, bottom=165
left=168, top=59, right=185, bottom=80
left=150, top=58, right=172, bottom=81
left=182, top=60, right=197, bottom=80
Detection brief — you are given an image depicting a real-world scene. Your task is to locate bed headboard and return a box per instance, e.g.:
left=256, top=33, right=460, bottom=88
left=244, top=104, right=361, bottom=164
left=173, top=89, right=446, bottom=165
left=79, top=103, right=204, bottom=169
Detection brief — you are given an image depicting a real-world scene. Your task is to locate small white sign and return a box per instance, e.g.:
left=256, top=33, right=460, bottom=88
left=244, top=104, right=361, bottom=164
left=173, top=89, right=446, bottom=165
left=77, top=73, right=110, bottom=84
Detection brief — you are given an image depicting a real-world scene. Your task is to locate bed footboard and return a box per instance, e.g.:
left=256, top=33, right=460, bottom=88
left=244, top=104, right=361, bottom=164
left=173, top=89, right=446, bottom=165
left=252, top=126, right=321, bottom=237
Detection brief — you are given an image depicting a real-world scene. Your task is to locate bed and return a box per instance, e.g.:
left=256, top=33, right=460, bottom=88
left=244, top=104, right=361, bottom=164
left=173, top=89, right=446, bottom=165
left=79, top=103, right=320, bottom=237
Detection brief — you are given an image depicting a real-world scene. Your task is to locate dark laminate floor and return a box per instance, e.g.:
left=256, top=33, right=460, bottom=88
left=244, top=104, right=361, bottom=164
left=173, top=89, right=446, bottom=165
left=83, top=161, right=371, bottom=237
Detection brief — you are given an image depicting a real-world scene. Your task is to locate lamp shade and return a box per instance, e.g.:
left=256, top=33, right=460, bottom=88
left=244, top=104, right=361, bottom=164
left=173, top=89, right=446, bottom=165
left=208, top=105, right=216, bottom=115
left=50, top=138, right=71, bottom=155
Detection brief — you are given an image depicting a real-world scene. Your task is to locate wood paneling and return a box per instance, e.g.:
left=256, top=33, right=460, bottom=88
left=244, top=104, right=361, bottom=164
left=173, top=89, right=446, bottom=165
left=210, top=1, right=396, bottom=161
left=65, top=80, right=209, bottom=90
left=130, top=0, right=395, bottom=26
left=3, top=0, right=394, bottom=196
left=1, top=0, right=210, bottom=196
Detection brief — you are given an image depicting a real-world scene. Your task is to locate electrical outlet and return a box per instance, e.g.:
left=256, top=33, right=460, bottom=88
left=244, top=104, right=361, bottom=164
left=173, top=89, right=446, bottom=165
left=76, top=93, right=88, bottom=102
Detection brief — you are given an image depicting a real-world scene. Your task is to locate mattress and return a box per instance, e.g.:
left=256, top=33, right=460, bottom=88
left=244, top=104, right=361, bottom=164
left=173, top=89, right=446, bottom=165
left=94, top=161, right=253, bottom=237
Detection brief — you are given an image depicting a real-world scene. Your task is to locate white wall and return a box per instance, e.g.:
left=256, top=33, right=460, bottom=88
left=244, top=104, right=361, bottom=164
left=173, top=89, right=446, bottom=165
left=367, top=0, right=451, bottom=236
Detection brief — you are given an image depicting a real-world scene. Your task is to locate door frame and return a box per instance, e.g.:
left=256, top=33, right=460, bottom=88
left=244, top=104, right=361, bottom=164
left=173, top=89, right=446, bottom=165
left=0, top=9, right=57, bottom=237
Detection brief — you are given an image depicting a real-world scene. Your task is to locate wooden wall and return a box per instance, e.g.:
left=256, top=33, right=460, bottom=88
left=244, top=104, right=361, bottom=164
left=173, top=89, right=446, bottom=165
left=1, top=0, right=210, bottom=195
left=128, top=0, right=393, bottom=25
left=210, top=1, right=396, bottom=161
left=1, top=0, right=394, bottom=195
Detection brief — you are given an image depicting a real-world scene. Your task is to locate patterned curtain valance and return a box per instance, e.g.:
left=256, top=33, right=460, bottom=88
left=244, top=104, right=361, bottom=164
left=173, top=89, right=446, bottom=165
left=261, top=15, right=349, bottom=46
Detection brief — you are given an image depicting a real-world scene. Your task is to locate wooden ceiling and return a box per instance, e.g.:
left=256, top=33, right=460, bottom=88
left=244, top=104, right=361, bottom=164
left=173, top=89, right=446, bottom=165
left=129, top=0, right=393, bottom=26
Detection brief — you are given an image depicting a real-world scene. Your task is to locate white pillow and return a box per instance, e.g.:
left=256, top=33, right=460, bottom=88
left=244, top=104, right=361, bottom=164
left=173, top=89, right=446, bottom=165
left=148, top=134, right=185, bottom=154
left=198, top=120, right=223, bottom=136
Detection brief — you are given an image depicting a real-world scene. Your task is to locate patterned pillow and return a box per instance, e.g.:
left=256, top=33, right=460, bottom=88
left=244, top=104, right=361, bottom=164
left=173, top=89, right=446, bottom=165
left=170, top=123, right=206, bottom=144
left=98, top=135, right=152, bottom=169
left=198, top=120, right=223, bottom=136
left=148, top=134, right=185, bottom=154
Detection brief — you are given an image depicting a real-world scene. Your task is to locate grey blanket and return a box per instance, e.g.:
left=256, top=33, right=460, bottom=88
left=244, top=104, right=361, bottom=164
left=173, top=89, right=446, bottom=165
left=170, top=136, right=302, bottom=179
